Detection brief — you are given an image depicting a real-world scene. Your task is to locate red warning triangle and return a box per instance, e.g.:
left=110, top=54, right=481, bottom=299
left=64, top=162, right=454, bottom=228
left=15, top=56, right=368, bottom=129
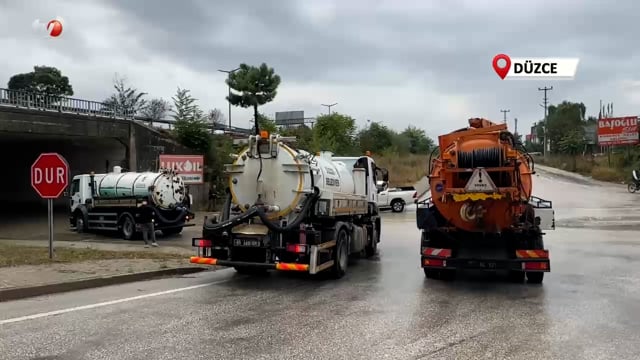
left=464, top=168, right=498, bottom=192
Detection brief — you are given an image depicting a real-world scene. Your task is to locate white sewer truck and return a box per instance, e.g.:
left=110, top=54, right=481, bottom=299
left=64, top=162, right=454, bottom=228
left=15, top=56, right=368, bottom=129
left=190, top=131, right=389, bottom=278
left=69, top=166, right=195, bottom=239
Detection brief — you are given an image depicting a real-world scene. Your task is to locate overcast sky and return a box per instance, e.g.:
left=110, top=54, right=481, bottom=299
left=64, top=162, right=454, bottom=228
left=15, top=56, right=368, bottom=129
left=1, top=0, right=639, bottom=138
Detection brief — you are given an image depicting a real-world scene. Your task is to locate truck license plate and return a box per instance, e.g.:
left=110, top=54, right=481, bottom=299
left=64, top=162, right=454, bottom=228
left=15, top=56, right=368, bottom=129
left=234, top=238, right=261, bottom=247
left=479, top=261, right=497, bottom=269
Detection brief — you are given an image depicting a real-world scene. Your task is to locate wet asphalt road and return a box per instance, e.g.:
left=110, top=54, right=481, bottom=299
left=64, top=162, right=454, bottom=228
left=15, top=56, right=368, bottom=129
left=2, top=167, right=640, bottom=360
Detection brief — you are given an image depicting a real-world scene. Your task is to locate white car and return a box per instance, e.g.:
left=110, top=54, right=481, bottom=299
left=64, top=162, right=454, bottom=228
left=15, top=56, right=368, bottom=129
left=376, top=182, right=417, bottom=212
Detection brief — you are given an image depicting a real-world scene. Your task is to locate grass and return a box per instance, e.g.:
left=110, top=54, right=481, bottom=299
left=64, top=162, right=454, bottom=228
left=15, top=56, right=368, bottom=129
left=535, top=153, right=630, bottom=183
left=0, top=243, right=186, bottom=268
left=376, top=153, right=429, bottom=186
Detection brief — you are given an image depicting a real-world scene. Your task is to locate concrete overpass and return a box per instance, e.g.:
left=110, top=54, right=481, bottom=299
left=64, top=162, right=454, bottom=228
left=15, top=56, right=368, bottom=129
left=0, top=88, right=250, bottom=216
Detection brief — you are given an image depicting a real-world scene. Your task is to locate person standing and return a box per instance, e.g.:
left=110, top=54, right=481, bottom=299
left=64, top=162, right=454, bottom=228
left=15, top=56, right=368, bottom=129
left=136, top=198, right=159, bottom=248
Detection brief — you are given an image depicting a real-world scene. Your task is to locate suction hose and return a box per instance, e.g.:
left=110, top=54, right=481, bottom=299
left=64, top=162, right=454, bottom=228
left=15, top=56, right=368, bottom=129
left=203, top=187, right=320, bottom=234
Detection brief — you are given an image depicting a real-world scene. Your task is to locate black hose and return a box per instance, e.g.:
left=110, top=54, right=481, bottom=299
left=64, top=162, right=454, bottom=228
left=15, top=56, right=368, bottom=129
left=203, top=188, right=320, bottom=234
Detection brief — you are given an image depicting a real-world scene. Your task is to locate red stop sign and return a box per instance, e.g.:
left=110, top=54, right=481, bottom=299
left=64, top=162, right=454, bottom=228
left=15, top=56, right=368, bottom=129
left=31, top=153, right=70, bottom=199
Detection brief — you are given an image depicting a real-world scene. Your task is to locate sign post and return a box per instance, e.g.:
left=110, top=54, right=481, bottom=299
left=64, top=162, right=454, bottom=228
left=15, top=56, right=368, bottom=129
left=30, top=153, right=69, bottom=259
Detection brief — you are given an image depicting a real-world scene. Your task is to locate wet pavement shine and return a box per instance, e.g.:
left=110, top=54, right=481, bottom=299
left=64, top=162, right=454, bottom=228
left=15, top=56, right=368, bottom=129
left=1, top=167, right=640, bottom=359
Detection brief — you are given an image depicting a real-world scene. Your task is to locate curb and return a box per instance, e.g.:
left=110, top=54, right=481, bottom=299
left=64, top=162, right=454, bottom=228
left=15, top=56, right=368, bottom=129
left=0, top=266, right=208, bottom=303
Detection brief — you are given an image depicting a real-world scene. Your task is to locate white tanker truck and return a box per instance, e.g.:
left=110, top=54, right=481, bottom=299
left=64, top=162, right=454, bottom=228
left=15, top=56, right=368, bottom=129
left=68, top=166, right=195, bottom=240
left=190, top=131, right=389, bottom=278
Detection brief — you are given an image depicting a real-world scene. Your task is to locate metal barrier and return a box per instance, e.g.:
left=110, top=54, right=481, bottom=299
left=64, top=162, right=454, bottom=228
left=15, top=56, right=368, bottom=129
left=0, top=88, right=252, bottom=135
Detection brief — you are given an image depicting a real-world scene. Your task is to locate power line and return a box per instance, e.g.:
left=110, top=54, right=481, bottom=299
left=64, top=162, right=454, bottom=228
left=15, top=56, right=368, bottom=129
left=321, top=102, right=338, bottom=115
left=500, top=109, right=510, bottom=123
left=538, top=86, right=553, bottom=156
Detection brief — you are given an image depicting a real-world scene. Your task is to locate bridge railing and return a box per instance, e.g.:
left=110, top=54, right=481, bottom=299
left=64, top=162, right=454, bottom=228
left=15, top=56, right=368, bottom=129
left=0, top=87, right=253, bottom=135
left=0, top=88, right=141, bottom=119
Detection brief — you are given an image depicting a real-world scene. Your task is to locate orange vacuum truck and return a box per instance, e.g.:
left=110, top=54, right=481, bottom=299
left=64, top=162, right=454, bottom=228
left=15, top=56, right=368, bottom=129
left=416, top=118, right=555, bottom=283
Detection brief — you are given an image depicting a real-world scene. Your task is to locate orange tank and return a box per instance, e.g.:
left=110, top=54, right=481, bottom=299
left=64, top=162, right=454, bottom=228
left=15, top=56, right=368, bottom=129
left=429, top=118, right=533, bottom=232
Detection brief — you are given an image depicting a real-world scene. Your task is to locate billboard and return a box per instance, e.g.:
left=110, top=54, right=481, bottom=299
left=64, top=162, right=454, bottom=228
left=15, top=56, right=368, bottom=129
left=275, top=111, right=305, bottom=126
left=159, top=154, right=204, bottom=184
left=597, top=116, right=639, bottom=146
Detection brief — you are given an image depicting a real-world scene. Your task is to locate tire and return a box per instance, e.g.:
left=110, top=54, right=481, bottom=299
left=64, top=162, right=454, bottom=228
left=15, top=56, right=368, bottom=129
left=330, top=228, right=349, bottom=279
left=162, top=227, right=183, bottom=236
left=527, top=272, right=544, bottom=284
left=365, top=221, right=380, bottom=258
left=628, top=183, right=637, bottom=193
left=391, top=199, right=405, bottom=213
left=424, top=268, right=440, bottom=279
left=74, top=211, right=87, bottom=233
left=119, top=214, right=136, bottom=240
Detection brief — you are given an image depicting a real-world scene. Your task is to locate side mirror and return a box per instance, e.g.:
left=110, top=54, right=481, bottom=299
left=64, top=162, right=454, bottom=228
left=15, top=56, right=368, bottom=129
left=381, top=168, right=389, bottom=182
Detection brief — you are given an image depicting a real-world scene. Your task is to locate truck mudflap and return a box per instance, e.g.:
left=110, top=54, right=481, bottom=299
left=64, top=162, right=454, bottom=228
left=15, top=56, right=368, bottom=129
left=190, top=238, right=336, bottom=274
left=190, top=256, right=309, bottom=272
left=421, top=247, right=550, bottom=272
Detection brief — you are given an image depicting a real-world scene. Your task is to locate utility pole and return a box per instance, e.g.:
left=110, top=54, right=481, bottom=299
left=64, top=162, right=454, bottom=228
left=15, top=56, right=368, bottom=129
left=538, top=86, right=553, bottom=157
left=500, top=109, right=510, bottom=124
left=218, top=67, right=241, bottom=129
left=321, top=102, right=338, bottom=115
left=514, top=117, right=518, bottom=136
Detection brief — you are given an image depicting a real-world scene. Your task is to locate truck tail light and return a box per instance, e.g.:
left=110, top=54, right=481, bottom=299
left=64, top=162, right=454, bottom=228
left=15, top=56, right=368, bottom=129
left=286, top=244, right=307, bottom=253
left=192, top=238, right=212, bottom=247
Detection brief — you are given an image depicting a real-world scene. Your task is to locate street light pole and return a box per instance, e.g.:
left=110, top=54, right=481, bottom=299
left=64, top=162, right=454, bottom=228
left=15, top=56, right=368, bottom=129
left=218, top=68, right=240, bottom=129
left=321, top=102, right=338, bottom=115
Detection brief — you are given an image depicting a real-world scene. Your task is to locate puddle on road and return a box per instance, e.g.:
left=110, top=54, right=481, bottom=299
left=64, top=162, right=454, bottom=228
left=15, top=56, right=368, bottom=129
left=557, top=214, right=640, bottom=230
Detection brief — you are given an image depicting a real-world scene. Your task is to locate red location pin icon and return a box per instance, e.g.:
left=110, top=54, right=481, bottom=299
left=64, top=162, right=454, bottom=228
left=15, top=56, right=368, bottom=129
left=492, top=54, right=511, bottom=80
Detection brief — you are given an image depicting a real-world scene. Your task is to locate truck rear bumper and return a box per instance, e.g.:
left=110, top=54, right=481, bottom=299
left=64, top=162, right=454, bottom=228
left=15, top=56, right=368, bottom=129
left=421, top=248, right=550, bottom=272
left=190, top=256, right=310, bottom=272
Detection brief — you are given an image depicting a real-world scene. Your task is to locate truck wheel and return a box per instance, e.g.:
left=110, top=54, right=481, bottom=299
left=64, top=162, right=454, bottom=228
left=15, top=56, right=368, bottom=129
left=527, top=272, right=544, bottom=284
left=73, top=211, right=87, bottom=233
left=330, top=228, right=349, bottom=279
left=365, top=221, right=380, bottom=258
left=628, top=183, right=637, bottom=193
left=391, top=199, right=405, bottom=213
left=119, top=214, right=136, bottom=240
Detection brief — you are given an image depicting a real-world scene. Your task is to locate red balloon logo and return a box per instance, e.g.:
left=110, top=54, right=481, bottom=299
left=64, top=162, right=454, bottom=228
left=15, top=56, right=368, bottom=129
left=47, top=19, right=63, bottom=37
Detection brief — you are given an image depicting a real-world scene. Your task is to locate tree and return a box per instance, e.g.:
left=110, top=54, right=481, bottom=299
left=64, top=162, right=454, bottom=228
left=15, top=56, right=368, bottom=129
left=557, top=129, right=585, bottom=171
left=281, top=125, right=314, bottom=150
left=226, top=63, right=281, bottom=134
left=171, top=88, right=210, bottom=154
left=103, top=74, right=147, bottom=118
left=206, top=108, right=225, bottom=131
left=358, top=122, right=394, bottom=153
left=400, top=126, right=435, bottom=154
left=255, top=113, right=278, bottom=134
left=140, top=98, right=171, bottom=126
left=546, top=101, right=586, bottom=153
left=7, top=65, right=74, bottom=96
left=171, top=88, right=199, bottom=122
left=313, top=113, right=357, bottom=155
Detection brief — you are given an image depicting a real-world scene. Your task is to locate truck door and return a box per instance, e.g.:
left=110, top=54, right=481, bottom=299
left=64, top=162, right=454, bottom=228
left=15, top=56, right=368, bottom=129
left=70, top=178, right=81, bottom=212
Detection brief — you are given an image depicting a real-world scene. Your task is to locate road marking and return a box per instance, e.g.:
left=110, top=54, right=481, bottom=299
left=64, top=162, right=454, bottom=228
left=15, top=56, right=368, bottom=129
left=0, top=280, right=228, bottom=326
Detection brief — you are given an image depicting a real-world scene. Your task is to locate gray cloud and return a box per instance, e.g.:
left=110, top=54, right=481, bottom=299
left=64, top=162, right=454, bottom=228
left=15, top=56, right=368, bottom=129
left=1, top=0, right=639, bottom=137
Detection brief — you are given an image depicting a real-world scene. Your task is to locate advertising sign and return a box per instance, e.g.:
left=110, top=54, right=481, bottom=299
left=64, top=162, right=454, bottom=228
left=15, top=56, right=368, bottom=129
left=159, top=155, right=204, bottom=184
left=597, top=116, right=639, bottom=146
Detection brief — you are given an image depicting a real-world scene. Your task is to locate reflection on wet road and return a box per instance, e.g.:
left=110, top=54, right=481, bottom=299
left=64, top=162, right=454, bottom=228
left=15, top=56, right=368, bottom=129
left=1, top=167, right=640, bottom=359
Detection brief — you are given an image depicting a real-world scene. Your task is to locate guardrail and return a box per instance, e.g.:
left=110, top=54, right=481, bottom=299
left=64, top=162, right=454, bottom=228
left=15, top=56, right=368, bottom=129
left=0, top=88, right=252, bottom=135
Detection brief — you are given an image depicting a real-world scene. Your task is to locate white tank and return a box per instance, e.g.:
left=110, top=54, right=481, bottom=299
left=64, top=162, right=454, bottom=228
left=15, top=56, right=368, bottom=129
left=228, top=141, right=362, bottom=217
left=95, top=168, right=185, bottom=209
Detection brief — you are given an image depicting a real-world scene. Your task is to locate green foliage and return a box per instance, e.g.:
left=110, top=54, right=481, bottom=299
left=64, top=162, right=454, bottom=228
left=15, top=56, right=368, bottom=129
left=256, top=113, right=278, bottom=134
left=281, top=125, right=314, bottom=150
left=140, top=98, right=171, bottom=125
left=208, top=135, right=234, bottom=188
left=7, top=65, right=74, bottom=96
left=226, top=63, right=281, bottom=133
left=400, top=126, right=435, bottom=154
left=546, top=101, right=586, bottom=153
left=103, top=75, right=147, bottom=117
left=312, top=113, right=358, bottom=155
left=358, top=122, right=394, bottom=153
left=171, top=88, right=210, bottom=154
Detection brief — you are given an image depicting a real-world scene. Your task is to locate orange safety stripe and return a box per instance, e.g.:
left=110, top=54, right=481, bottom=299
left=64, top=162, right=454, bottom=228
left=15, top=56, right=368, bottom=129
left=190, top=256, right=218, bottom=265
left=423, top=248, right=452, bottom=258
left=515, top=250, right=549, bottom=259
left=275, top=263, right=309, bottom=272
